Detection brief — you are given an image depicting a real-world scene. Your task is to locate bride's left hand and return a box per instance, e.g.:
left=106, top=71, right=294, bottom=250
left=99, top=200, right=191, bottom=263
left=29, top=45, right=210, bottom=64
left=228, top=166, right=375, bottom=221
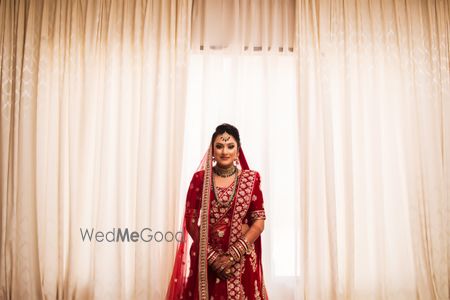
left=241, top=224, right=250, bottom=235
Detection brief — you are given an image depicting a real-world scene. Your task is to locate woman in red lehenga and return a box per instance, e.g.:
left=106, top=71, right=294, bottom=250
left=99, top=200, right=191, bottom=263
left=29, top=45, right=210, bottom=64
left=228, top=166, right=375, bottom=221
left=167, top=124, right=268, bottom=300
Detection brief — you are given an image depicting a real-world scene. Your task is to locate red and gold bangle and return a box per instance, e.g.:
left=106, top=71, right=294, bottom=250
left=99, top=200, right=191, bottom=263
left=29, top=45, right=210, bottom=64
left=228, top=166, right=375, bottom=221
left=228, top=245, right=241, bottom=261
left=227, top=237, right=251, bottom=261
left=208, top=252, right=219, bottom=265
left=207, top=248, right=220, bottom=265
left=236, top=237, right=250, bottom=254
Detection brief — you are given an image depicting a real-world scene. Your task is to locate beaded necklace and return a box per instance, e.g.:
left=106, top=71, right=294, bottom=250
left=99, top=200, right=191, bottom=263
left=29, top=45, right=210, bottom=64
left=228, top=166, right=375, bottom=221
left=212, top=172, right=239, bottom=208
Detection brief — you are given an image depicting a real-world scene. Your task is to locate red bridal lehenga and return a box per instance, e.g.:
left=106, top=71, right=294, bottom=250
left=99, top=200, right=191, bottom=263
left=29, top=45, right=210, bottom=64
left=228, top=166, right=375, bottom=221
left=166, top=147, right=268, bottom=300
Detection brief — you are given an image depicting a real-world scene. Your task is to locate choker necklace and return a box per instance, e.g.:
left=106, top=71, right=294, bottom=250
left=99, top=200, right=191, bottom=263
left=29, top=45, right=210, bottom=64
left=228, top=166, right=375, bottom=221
left=213, top=165, right=237, bottom=178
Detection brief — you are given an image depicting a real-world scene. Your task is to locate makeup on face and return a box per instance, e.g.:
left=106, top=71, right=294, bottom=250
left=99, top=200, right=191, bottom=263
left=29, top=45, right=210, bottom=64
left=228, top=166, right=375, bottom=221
left=213, top=133, right=238, bottom=168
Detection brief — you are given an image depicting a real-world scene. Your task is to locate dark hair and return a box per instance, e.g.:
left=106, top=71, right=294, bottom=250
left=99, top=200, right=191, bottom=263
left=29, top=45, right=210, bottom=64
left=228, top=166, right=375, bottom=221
left=211, top=123, right=241, bottom=149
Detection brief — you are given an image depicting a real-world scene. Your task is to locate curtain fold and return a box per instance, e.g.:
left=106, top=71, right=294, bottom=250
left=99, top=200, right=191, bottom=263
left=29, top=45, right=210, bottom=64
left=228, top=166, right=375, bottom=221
left=296, top=0, right=449, bottom=299
left=190, top=0, right=295, bottom=52
left=0, top=0, right=191, bottom=299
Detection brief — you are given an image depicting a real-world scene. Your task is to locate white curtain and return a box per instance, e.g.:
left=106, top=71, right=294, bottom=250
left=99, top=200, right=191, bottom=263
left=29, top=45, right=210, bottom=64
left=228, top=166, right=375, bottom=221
left=296, top=0, right=449, bottom=299
left=190, top=0, right=295, bottom=52
left=180, top=52, right=300, bottom=296
left=186, top=0, right=449, bottom=299
left=0, top=0, right=190, bottom=299
left=1, top=0, right=449, bottom=299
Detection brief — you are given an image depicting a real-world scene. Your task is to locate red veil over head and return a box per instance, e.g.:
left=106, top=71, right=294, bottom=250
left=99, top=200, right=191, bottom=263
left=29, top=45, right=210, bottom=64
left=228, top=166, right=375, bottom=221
left=166, top=147, right=252, bottom=299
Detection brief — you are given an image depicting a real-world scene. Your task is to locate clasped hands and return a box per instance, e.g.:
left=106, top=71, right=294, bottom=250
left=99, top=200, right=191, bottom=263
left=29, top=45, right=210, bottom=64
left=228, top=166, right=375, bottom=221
left=208, top=224, right=251, bottom=280
left=208, top=236, right=250, bottom=280
left=210, top=253, right=235, bottom=280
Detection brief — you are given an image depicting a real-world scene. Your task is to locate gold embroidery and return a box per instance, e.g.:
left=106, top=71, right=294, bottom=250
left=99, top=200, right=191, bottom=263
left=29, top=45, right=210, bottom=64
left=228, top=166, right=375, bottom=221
left=210, top=176, right=241, bottom=225
left=186, top=208, right=200, bottom=227
left=249, top=244, right=257, bottom=272
left=254, top=281, right=261, bottom=300
left=185, top=208, right=199, bottom=218
left=262, top=282, right=268, bottom=300
left=249, top=210, right=266, bottom=222
left=198, top=156, right=212, bottom=299
left=226, top=170, right=257, bottom=300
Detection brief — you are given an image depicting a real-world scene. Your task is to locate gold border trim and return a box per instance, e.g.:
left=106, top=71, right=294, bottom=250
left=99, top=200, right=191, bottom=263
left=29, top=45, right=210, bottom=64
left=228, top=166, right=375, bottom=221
left=198, top=147, right=212, bottom=300
left=226, top=170, right=257, bottom=299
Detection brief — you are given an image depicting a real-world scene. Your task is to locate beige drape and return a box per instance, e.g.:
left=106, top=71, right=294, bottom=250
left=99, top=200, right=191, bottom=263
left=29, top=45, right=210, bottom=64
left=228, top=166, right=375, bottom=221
left=1, top=0, right=449, bottom=299
left=297, top=0, right=449, bottom=299
left=1, top=0, right=190, bottom=299
left=191, top=0, right=295, bottom=52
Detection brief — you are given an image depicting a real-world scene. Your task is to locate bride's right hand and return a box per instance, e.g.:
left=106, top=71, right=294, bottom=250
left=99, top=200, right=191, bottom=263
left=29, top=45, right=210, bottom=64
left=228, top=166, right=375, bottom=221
left=211, top=254, right=234, bottom=279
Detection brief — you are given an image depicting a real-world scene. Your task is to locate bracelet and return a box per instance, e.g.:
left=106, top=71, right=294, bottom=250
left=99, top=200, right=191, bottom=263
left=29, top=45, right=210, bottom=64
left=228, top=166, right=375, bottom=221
left=228, top=245, right=241, bottom=261
left=207, top=248, right=220, bottom=265
left=237, top=237, right=250, bottom=253
left=226, top=237, right=251, bottom=261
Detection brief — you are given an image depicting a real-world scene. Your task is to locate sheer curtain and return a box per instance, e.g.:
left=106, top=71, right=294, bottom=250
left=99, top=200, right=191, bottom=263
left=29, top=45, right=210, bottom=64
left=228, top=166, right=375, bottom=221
left=180, top=51, right=300, bottom=296
left=296, top=0, right=449, bottom=299
left=184, top=1, right=299, bottom=296
left=185, top=0, right=449, bottom=299
left=0, top=0, right=190, bottom=299
left=190, top=0, right=295, bottom=52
